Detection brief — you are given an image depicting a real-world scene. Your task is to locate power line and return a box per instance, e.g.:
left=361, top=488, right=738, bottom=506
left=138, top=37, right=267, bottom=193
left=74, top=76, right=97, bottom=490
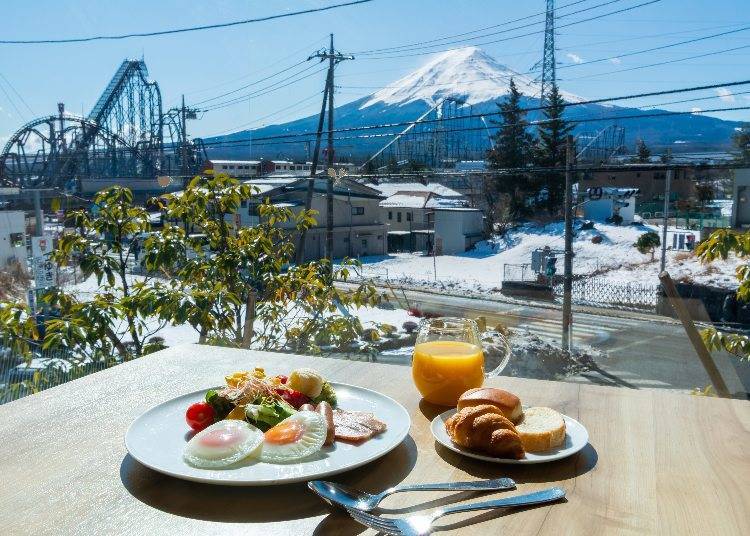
left=179, top=35, right=329, bottom=102
left=350, top=0, right=593, bottom=55
left=202, top=91, right=324, bottom=137
left=0, top=0, right=374, bottom=44
left=199, top=104, right=750, bottom=150
left=201, top=67, right=327, bottom=112
left=557, top=25, right=750, bottom=70
left=194, top=60, right=311, bottom=106
left=0, top=78, right=26, bottom=120
left=356, top=0, right=661, bottom=60
left=563, top=43, right=750, bottom=80
left=199, top=79, right=750, bottom=146
left=0, top=72, right=35, bottom=116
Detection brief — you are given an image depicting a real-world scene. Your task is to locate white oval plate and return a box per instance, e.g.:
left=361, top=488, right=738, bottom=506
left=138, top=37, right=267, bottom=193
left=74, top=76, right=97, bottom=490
left=125, top=383, right=411, bottom=485
left=431, top=408, right=589, bottom=464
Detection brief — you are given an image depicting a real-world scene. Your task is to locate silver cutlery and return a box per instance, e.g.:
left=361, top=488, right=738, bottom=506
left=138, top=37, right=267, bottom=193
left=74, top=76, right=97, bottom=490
left=345, top=487, right=566, bottom=535
left=308, top=477, right=516, bottom=511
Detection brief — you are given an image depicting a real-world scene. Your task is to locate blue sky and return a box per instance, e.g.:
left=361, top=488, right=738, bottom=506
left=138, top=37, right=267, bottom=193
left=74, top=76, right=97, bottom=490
left=0, top=0, right=748, bottom=144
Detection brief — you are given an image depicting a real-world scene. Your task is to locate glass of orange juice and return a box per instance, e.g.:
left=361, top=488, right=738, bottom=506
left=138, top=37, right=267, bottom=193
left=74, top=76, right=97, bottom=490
left=412, top=317, right=484, bottom=406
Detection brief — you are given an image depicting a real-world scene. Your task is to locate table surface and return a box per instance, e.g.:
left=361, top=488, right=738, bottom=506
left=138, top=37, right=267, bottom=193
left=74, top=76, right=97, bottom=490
left=1, top=344, right=748, bottom=536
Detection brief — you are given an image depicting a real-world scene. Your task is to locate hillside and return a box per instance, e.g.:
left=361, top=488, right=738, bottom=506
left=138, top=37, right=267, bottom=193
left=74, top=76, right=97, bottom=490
left=204, top=47, right=743, bottom=162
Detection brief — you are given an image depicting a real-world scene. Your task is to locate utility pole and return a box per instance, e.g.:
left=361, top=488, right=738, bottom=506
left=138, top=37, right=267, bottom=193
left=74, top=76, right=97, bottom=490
left=180, top=95, right=188, bottom=184
left=660, top=168, right=673, bottom=273
left=562, top=135, right=574, bottom=351
left=295, top=68, right=331, bottom=265
left=33, top=189, right=43, bottom=236
left=301, top=34, right=353, bottom=275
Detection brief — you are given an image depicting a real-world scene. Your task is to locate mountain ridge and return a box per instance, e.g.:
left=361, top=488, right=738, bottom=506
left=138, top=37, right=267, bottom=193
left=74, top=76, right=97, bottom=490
left=204, top=47, right=743, bottom=161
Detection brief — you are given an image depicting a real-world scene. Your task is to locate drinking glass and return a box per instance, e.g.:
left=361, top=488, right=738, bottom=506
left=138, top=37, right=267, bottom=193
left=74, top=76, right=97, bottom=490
left=412, top=317, right=484, bottom=406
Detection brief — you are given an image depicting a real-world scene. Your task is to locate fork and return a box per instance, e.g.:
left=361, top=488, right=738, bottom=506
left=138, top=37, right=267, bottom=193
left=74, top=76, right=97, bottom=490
left=345, top=487, right=566, bottom=535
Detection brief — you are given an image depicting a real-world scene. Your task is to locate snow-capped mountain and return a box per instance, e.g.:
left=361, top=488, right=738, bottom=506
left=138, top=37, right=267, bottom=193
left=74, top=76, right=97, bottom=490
left=205, top=47, right=742, bottom=160
left=361, top=46, right=579, bottom=108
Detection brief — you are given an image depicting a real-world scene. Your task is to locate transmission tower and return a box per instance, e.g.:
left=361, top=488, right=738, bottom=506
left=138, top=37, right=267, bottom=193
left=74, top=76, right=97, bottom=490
left=540, top=0, right=556, bottom=104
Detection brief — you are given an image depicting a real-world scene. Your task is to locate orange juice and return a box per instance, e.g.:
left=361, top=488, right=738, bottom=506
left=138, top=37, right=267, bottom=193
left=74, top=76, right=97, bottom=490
left=412, top=340, right=484, bottom=406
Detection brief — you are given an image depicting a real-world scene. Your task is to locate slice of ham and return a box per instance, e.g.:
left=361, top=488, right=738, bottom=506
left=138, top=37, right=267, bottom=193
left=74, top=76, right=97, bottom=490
left=332, top=409, right=387, bottom=443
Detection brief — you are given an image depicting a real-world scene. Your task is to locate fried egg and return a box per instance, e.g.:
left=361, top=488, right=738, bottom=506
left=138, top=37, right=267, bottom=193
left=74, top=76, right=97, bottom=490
left=183, top=420, right=263, bottom=468
left=260, top=411, right=327, bottom=463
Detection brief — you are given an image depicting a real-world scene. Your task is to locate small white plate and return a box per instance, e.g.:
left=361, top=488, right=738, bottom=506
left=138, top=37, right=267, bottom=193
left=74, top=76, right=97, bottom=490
left=431, top=408, right=589, bottom=464
left=125, top=383, right=411, bottom=486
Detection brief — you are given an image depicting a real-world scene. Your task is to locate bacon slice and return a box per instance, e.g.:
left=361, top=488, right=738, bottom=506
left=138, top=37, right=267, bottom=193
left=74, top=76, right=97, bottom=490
left=333, top=409, right=387, bottom=443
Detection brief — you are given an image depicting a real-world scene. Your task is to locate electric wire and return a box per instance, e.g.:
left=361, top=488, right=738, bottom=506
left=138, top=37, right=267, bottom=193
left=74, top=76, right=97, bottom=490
left=0, top=1, right=374, bottom=44
left=350, top=0, right=596, bottom=55
left=355, top=0, right=661, bottom=60
left=198, top=79, right=750, bottom=145
left=198, top=104, right=750, bottom=150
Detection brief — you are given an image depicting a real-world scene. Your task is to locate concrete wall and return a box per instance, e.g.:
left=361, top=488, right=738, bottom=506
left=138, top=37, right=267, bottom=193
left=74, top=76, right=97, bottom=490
left=433, top=209, right=484, bottom=254
left=0, top=211, right=27, bottom=265
left=583, top=197, right=636, bottom=224
left=382, top=206, right=429, bottom=233
left=733, top=168, right=750, bottom=228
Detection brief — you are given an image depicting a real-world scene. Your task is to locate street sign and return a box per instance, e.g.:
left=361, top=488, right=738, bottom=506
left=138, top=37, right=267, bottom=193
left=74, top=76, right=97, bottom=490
left=33, top=255, right=56, bottom=289
left=31, top=235, right=54, bottom=258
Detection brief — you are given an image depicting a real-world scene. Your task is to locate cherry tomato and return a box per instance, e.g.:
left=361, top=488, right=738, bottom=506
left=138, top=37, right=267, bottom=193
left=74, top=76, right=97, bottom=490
left=186, top=402, right=215, bottom=432
left=274, top=387, right=310, bottom=409
left=276, top=375, right=288, bottom=384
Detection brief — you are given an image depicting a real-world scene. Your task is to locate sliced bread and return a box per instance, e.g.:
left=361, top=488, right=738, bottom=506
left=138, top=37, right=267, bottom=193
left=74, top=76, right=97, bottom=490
left=515, top=407, right=566, bottom=452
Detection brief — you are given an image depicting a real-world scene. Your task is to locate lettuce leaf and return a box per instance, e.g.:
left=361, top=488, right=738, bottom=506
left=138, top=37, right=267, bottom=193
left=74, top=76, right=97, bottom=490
left=244, top=397, right=295, bottom=431
left=311, top=381, right=337, bottom=407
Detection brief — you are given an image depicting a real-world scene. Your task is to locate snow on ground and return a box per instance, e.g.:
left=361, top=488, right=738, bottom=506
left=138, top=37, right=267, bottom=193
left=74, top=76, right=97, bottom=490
left=64, top=275, right=414, bottom=348
left=346, top=221, right=743, bottom=294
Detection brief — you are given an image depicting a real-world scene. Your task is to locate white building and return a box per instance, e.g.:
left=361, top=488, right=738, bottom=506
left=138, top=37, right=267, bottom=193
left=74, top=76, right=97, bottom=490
left=231, top=177, right=387, bottom=261
left=367, top=183, right=483, bottom=254
left=0, top=211, right=27, bottom=266
left=583, top=187, right=639, bottom=225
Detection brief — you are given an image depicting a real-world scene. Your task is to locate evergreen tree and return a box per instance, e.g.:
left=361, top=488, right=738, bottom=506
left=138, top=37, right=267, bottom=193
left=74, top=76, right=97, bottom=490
left=636, top=139, right=651, bottom=163
left=733, top=125, right=750, bottom=163
left=486, top=79, right=535, bottom=213
left=534, top=83, right=574, bottom=212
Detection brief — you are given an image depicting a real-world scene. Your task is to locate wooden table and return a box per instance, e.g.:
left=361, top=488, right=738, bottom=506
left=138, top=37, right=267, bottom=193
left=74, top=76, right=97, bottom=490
left=1, top=344, right=748, bottom=535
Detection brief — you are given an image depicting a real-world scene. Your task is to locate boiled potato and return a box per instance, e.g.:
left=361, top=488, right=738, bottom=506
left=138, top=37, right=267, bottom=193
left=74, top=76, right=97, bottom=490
left=288, top=368, right=324, bottom=398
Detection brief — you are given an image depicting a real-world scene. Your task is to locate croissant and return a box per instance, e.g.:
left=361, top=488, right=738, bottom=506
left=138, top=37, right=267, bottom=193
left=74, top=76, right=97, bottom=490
left=445, top=404, right=525, bottom=459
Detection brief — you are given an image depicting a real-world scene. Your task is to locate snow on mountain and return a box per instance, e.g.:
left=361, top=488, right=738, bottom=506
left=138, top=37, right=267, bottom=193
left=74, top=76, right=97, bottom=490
left=361, top=46, right=581, bottom=109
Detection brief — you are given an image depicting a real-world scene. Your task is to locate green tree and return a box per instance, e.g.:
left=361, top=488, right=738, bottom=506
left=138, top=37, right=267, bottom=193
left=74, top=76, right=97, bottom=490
left=636, top=139, right=651, bottom=163
left=696, top=229, right=750, bottom=361
left=0, top=175, right=381, bottom=373
left=694, top=182, right=714, bottom=210
left=634, top=231, right=661, bottom=261
left=534, top=83, right=575, bottom=213
left=146, top=173, right=379, bottom=351
left=486, top=78, right=535, bottom=215
left=732, top=124, right=750, bottom=163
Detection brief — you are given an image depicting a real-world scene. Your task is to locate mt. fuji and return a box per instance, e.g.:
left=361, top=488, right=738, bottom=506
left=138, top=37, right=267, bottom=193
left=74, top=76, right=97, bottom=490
left=360, top=47, right=579, bottom=109
left=205, top=47, right=742, bottom=161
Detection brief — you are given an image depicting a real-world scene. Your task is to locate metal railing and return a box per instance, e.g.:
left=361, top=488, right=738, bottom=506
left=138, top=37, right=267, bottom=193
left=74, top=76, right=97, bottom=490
left=554, top=277, right=660, bottom=311
left=0, top=337, right=120, bottom=405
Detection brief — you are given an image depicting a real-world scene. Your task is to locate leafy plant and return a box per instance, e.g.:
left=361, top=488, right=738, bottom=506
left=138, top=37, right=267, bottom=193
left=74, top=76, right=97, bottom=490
left=144, top=172, right=380, bottom=352
left=634, top=231, right=661, bottom=261
left=696, top=229, right=750, bottom=361
left=0, top=174, right=382, bottom=383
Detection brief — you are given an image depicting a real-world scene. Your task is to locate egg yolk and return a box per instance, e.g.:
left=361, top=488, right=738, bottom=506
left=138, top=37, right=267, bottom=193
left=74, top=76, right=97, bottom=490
left=200, top=429, right=243, bottom=448
left=264, top=421, right=304, bottom=445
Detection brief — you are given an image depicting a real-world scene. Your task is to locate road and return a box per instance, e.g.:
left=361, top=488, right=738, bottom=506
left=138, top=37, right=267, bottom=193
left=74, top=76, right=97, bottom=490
left=342, top=283, right=750, bottom=397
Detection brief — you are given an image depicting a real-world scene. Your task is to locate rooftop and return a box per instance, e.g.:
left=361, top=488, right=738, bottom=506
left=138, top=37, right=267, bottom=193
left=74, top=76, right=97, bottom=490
left=366, top=182, right=463, bottom=198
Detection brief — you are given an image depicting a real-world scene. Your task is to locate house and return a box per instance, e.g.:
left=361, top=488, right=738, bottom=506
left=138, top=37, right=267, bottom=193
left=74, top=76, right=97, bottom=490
left=582, top=187, right=639, bottom=225
left=0, top=211, right=27, bottom=266
left=235, top=177, right=387, bottom=261
left=204, top=160, right=357, bottom=179
left=366, top=183, right=483, bottom=254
